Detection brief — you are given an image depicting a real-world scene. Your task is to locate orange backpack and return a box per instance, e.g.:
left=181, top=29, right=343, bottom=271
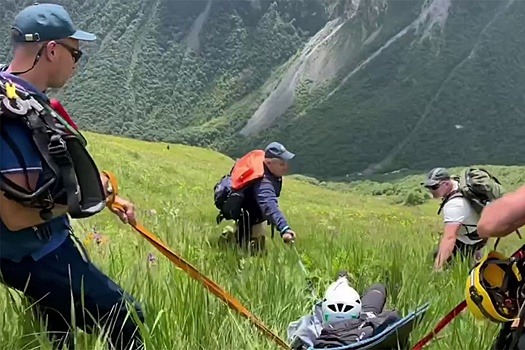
left=230, top=150, right=266, bottom=190
left=214, top=150, right=266, bottom=223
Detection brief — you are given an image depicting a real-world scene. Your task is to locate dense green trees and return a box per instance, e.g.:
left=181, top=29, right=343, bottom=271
left=1, top=0, right=524, bottom=179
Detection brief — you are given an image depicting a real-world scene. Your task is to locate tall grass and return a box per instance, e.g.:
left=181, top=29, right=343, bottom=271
left=0, top=132, right=521, bottom=350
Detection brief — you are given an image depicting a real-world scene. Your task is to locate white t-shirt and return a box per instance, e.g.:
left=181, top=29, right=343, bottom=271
left=441, top=181, right=482, bottom=245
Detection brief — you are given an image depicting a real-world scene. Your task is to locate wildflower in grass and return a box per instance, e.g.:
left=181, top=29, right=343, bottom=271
left=147, top=253, right=157, bottom=267
left=83, top=232, right=94, bottom=248
left=93, top=232, right=109, bottom=246
left=82, top=228, right=109, bottom=248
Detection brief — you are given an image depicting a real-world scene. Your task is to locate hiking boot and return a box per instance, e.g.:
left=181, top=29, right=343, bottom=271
left=248, top=236, right=266, bottom=256
left=218, top=225, right=236, bottom=246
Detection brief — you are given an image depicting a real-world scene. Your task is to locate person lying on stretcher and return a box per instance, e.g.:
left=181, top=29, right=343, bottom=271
left=287, top=271, right=401, bottom=349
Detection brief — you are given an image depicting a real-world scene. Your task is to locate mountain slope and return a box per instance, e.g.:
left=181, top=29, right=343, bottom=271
left=1, top=0, right=524, bottom=179
left=1, top=130, right=515, bottom=349
left=231, top=0, right=525, bottom=178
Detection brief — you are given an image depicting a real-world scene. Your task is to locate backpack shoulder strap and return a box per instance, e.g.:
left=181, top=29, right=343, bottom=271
left=437, top=189, right=463, bottom=215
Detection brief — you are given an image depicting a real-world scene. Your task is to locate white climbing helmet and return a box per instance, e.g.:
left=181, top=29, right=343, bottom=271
left=321, top=276, right=362, bottom=325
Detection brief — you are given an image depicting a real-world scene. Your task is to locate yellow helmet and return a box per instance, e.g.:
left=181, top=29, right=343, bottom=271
left=465, top=251, right=523, bottom=323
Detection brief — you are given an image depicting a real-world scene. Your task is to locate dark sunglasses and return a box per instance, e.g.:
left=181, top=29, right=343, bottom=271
left=56, top=42, right=83, bottom=63
left=426, top=182, right=443, bottom=191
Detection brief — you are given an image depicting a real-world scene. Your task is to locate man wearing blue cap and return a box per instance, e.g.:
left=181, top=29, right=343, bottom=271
left=0, top=3, right=143, bottom=350
left=216, top=141, right=297, bottom=252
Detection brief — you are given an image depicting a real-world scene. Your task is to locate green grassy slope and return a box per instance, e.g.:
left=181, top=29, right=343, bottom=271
left=0, top=132, right=522, bottom=349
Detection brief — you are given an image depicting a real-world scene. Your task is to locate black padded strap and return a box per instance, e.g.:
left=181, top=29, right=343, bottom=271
left=437, top=190, right=462, bottom=215
left=29, top=94, right=81, bottom=216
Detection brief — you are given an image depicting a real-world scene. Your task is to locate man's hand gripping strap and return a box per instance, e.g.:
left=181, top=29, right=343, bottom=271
left=102, top=170, right=118, bottom=209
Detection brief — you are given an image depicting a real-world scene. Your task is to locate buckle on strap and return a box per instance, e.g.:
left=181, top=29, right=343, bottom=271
left=32, top=225, right=52, bottom=241
left=48, top=134, right=71, bottom=166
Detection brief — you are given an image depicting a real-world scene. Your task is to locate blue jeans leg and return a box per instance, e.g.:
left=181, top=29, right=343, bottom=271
left=0, top=234, right=145, bottom=350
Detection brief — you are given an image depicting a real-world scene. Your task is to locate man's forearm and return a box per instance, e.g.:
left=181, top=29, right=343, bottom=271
left=479, top=195, right=525, bottom=238
left=7, top=172, right=115, bottom=231
left=0, top=191, right=68, bottom=231
left=434, top=223, right=460, bottom=270
left=434, top=236, right=456, bottom=269
left=255, top=181, right=290, bottom=233
left=259, top=200, right=289, bottom=233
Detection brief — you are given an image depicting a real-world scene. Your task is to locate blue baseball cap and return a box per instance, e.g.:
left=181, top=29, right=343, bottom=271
left=11, top=3, right=96, bottom=43
left=264, top=142, right=295, bottom=161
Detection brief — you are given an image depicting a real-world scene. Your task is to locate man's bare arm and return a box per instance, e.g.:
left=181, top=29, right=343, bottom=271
left=434, top=223, right=460, bottom=271
left=478, top=185, right=525, bottom=238
left=1, top=170, right=130, bottom=231
left=0, top=172, right=68, bottom=231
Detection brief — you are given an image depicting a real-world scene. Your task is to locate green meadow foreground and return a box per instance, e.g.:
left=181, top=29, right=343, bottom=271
left=1, top=132, right=523, bottom=350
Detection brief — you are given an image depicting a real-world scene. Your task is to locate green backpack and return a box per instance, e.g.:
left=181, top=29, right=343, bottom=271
left=437, top=167, right=504, bottom=216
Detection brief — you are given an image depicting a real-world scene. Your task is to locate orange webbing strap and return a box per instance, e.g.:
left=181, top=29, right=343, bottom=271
left=101, top=171, right=291, bottom=350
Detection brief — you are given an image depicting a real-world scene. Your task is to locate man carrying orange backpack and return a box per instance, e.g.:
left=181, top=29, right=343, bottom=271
left=214, top=142, right=296, bottom=253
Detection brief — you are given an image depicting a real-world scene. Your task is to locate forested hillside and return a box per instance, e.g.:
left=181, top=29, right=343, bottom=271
left=1, top=0, right=524, bottom=179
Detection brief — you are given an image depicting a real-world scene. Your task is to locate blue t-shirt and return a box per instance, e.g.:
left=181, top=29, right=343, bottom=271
left=0, top=72, right=70, bottom=262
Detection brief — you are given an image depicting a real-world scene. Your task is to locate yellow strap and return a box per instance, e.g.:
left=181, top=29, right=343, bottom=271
left=5, top=82, right=20, bottom=99
left=512, top=263, right=522, bottom=283
left=101, top=170, right=290, bottom=349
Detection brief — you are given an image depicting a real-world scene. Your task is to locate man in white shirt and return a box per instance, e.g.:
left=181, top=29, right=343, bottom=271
left=421, top=167, right=487, bottom=271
